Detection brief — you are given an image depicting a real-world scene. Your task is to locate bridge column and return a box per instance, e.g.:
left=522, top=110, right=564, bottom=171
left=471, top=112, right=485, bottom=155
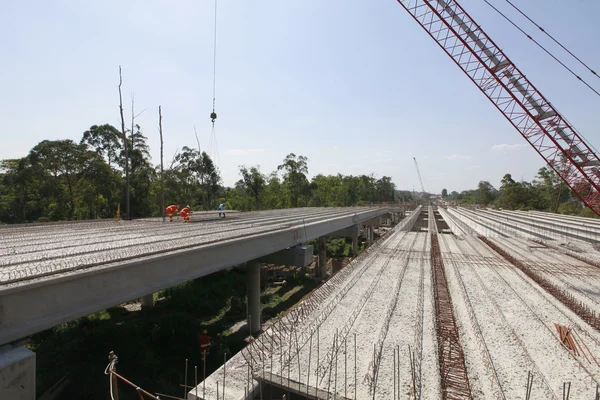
left=317, top=237, right=327, bottom=279
left=351, top=225, right=359, bottom=256
left=140, top=294, right=154, bottom=309
left=0, top=345, right=35, bottom=400
left=247, top=261, right=262, bottom=335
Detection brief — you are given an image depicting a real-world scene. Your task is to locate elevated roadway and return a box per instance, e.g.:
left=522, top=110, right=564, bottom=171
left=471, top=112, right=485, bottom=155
left=0, top=207, right=390, bottom=347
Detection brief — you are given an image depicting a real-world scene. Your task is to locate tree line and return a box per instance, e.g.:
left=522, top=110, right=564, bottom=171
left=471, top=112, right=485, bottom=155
left=0, top=124, right=402, bottom=224
left=441, top=162, right=598, bottom=218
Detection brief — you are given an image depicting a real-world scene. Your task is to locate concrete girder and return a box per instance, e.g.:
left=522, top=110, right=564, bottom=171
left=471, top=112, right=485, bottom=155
left=257, top=245, right=313, bottom=267
left=0, top=208, right=387, bottom=346
left=0, top=345, right=35, bottom=400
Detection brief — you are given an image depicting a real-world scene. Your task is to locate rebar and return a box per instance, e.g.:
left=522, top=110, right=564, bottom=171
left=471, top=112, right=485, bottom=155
left=430, top=232, right=472, bottom=399
left=479, top=236, right=600, bottom=332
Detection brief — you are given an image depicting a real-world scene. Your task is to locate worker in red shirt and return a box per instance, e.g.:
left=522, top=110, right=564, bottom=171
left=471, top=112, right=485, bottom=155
left=199, top=329, right=213, bottom=360
left=166, top=205, right=179, bottom=222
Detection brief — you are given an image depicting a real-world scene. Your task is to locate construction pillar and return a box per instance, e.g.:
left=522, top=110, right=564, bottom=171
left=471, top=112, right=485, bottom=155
left=0, top=345, right=35, bottom=400
left=247, top=261, right=262, bottom=335
left=140, top=294, right=154, bottom=309
left=318, top=237, right=327, bottom=279
left=368, top=225, right=374, bottom=244
left=351, top=225, right=359, bottom=256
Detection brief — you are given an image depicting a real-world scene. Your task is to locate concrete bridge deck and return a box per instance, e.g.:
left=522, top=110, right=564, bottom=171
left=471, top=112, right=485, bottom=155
left=0, top=207, right=390, bottom=347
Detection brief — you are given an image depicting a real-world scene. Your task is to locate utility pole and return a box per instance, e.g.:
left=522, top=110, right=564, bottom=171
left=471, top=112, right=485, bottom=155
left=159, top=106, right=165, bottom=223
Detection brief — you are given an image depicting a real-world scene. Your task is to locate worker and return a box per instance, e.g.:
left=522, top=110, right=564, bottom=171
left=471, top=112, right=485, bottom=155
left=181, top=205, right=192, bottom=222
left=198, top=329, right=213, bottom=360
left=179, top=208, right=191, bottom=223
left=166, top=204, right=179, bottom=222
left=218, top=203, right=226, bottom=218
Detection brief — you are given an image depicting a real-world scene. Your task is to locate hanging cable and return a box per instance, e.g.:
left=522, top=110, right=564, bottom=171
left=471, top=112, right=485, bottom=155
left=483, top=0, right=600, bottom=98
left=501, top=0, right=599, bottom=80
left=210, top=0, right=218, bottom=125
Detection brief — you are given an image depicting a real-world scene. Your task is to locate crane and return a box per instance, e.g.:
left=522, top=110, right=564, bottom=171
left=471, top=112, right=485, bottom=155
left=395, top=0, right=600, bottom=216
left=413, top=157, right=427, bottom=197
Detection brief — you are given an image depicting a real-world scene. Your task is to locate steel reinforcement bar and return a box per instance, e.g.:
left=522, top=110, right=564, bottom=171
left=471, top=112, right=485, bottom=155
left=430, top=232, right=472, bottom=399
left=478, top=236, right=600, bottom=333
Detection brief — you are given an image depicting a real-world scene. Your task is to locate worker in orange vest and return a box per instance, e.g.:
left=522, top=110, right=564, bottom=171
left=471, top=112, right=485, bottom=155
left=179, top=206, right=191, bottom=223
left=166, top=205, right=179, bottom=222
left=198, top=329, right=213, bottom=360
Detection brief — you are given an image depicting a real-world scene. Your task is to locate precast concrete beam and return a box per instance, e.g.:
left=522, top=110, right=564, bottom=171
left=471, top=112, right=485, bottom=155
left=247, top=261, right=261, bottom=335
left=0, top=345, right=35, bottom=400
left=0, top=208, right=388, bottom=346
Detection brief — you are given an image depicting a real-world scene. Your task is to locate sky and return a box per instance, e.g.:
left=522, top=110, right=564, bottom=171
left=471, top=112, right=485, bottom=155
left=2, top=0, right=600, bottom=194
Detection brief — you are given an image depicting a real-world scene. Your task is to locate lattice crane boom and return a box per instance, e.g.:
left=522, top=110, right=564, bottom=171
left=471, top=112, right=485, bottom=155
left=396, top=0, right=600, bottom=216
left=413, top=157, right=426, bottom=194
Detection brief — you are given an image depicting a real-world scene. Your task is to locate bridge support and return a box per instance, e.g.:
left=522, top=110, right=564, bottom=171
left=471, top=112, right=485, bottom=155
left=247, top=261, right=262, bottom=335
left=140, top=294, right=154, bottom=309
left=317, top=237, right=327, bottom=279
left=0, top=345, right=35, bottom=400
left=351, top=225, right=359, bottom=256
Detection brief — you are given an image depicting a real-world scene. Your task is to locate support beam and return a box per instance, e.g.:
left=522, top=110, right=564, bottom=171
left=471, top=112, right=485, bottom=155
left=247, top=261, right=261, bottom=335
left=317, top=237, right=327, bottom=279
left=140, top=294, right=154, bottom=309
left=0, top=345, right=35, bottom=400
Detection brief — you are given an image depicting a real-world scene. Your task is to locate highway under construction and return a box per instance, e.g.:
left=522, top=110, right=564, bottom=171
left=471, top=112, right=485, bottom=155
left=192, top=206, right=600, bottom=400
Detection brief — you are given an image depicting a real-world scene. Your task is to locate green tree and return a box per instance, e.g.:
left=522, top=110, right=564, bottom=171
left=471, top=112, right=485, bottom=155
left=80, top=124, right=122, bottom=170
left=277, top=153, right=309, bottom=208
left=239, top=165, right=266, bottom=210
left=442, top=188, right=448, bottom=198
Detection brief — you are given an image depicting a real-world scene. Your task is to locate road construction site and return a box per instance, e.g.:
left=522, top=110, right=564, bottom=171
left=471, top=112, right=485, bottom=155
left=194, top=207, right=600, bottom=400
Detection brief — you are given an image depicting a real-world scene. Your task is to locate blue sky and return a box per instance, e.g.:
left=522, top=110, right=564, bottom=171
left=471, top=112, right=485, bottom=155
left=2, top=0, right=599, bottom=194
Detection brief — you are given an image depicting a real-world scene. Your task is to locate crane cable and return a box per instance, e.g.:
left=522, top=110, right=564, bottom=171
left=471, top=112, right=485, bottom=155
left=483, top=0, right=600, bottom=98
left=208, top=0, right=219, bottom=165
left=501, top=0, right=599, bottom=81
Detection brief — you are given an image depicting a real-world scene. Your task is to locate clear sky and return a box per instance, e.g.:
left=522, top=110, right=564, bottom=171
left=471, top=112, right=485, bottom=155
left=2, top=0, right=599, bottom=194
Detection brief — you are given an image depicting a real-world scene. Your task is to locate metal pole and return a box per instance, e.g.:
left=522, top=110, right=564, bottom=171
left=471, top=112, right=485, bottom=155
left=307, top=332, right=313, bottom=400
left=223, top=352, right=227, bottom=400
left=217, top=381, right=219, bottom=400
left=317, top=327, right=320, bottom=383
left=344, top=336, right=347, bottom=400
left=334, top=330, right=338, bottom=398
left=354, top=333, right=357, bottom=400
left=195, top=366, right=198, bottom=400
left=184, top=359, right=188, bottom=400
left=397, top=346, right=400, bottom=400
left=393, top=348, right=396, bottom=400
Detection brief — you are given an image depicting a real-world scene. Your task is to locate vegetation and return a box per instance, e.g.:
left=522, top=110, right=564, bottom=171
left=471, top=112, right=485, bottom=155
left=444, top=163, right=598, bottom=218
left=28, top=266, right=320, bottom=400
left=0, top=124, right=401, bottom=224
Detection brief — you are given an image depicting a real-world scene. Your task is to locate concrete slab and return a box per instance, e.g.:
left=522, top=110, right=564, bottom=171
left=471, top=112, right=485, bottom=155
left=0, top=345, right=35, bottom=400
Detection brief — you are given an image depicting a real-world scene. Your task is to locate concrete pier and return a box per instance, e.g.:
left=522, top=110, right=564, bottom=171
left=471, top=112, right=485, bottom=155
left=351, top=225, right=359, bottom=255
left=140, top=294, right=154, bottom=309
left=247, top=261, right=262, bottom=335
left=318, top=237, right=327, bottom=278
left=0, top=345, right=36, bottom=400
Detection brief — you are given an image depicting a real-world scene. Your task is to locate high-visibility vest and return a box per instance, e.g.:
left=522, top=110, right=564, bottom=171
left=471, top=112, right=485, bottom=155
left=199, top=335, right=211, bottom=351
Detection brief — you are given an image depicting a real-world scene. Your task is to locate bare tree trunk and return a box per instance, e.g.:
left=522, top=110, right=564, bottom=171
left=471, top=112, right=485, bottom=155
left=159, top=106, right=165, bottom=222
left=118, top=66, right=130, bottom=220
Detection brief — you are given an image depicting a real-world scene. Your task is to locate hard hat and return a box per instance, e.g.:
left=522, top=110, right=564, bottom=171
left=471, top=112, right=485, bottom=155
left=202, top=329, right=207, bottom=334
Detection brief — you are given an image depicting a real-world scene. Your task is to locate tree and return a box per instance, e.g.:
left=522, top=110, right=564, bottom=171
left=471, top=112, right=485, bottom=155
left=475, top=181, right=496, bottom=206
left=80, top=124, right=122, bottom=170
left=239, top=165, right=266, bottom=210
left=277, top=153, right=309, bottom=207
left=441, top=188, right=448, bottom=198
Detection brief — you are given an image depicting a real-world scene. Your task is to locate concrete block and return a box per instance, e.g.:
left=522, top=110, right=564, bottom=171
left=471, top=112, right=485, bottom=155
left=258, top=245, right=314, bottom=267
left=0, top=345, right=36, bottom=400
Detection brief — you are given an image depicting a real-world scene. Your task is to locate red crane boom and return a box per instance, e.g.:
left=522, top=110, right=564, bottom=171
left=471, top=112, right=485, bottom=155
left=395, top=0, right=600, bottom=215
